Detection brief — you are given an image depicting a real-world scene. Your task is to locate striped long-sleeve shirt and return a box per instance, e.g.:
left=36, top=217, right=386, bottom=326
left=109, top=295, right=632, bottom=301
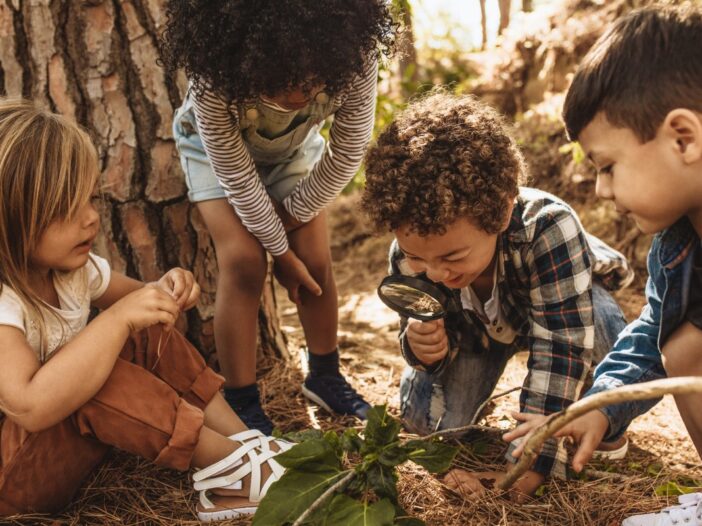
left=191, top=60, right=378, bottom=256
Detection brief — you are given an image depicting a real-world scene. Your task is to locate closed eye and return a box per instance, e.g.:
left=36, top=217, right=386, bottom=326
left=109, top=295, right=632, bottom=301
left=599, top=164, right=613, bottom=175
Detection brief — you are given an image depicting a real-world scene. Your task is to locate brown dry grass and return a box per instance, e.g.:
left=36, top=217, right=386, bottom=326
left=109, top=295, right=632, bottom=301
left=5, top=193, right=701, bottom=526
left=6, top=2, right=701, bottom=521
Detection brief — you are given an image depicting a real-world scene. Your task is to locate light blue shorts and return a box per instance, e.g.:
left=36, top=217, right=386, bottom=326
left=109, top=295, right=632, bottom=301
left=172, top=104, right=325, bottom=203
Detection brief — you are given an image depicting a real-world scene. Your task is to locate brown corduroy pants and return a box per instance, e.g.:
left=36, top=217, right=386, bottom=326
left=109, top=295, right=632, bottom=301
left=0, top=325, right=224, bottom=516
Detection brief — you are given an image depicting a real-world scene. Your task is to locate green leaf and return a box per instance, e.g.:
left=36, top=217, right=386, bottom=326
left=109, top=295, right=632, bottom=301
left=366, top=463, right=399, bottom=502
left=364, top=405, right=401, bottom=449
left=654, top=481, right=701, bottom=497
left=320, top=495, right=395, bottom=526
left=534, top=484, right=547, bottom=497
left=274, top=438, right=342, bottom=473
left=341, top=428, right=364, bottom=454
left=378, top=445, right=410, bottom=467
left=405, top=440, right=457, bottom=473
left=282, top=429, right=325, bottom=443
left=252, top=469, right=347, bottom=526
left=393, top=505, right=425, bottom=526
left=324, top=430, right=342, bottom=456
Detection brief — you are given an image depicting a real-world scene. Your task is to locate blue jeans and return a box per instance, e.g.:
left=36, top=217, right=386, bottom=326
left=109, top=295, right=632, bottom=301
left=400, top=282, right=628, bottom=435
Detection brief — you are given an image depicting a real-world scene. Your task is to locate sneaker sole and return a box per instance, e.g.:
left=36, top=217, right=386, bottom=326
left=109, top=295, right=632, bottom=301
left=592, top=437, right=629, bottom=461
left=301, top=384, right=335, bottom=413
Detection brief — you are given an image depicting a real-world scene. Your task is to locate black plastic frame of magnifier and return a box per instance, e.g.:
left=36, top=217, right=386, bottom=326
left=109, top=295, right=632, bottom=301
left=377, top=274, right=451, bottom=321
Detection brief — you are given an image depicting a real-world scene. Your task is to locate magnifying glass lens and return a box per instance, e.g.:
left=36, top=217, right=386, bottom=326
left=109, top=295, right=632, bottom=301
left=378, top=283, right=444, bottom=317
left=377, top=275, right=450, bottom=321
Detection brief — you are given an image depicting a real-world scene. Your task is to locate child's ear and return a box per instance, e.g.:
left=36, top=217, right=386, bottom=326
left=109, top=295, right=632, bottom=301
left=661, top=109, right=702, bottom=164
left=499, top=198, right=515, bottom=233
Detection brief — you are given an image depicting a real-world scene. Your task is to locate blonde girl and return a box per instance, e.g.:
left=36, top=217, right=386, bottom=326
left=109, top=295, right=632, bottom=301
left=0, top=99, right=288, bottom=522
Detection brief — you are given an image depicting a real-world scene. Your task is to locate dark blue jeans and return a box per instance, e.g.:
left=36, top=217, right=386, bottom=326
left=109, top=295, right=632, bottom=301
left=400, top=283, right=628, bottom=435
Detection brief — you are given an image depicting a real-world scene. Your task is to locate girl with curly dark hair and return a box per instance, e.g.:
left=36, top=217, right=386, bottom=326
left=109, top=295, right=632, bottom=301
left=160, top=1, right=396, bottom=441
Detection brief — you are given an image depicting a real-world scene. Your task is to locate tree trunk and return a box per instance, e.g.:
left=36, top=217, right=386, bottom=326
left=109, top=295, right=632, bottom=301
left=0, top=0, right=289, bottom=367
left=479, top=0, right=488, bottom=50
left=498, top=0, right=512, bottom=36
left=395, top=0, right=418, bottom=97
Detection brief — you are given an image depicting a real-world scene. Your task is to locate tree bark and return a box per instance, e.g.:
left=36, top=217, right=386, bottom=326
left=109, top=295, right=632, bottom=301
left=498, top=0, right=512, bottom=36
left=479, top=0, right=488, bottom=50
left=395, top=0, right=418, bottom=97
left=0, top=0, right=289, bottom=366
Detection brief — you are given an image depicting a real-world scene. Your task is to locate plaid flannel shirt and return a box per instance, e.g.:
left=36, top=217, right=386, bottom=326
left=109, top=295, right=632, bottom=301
left=389, top=187, right=633, bottom=479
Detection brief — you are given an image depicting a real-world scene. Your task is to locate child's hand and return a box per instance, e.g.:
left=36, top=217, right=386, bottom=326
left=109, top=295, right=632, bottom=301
left=108, top=286, right=180, bottom=333
left=503, top=412, right=552, bottom=458
left=273, top=249, right=322, bottom=305
left=443, top=468, right=544, bottom=503
left=406, top=318, right=448, bottom=365
left=553, top=409, right=610, bottom=472
left=272, top=199, right=304, bottom=233
left=155, top=268, right=200, bottom=311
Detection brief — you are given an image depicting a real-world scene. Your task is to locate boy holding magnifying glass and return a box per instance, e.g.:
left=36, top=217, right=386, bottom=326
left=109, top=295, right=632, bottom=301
left=361, top=91, right=634, bottom=499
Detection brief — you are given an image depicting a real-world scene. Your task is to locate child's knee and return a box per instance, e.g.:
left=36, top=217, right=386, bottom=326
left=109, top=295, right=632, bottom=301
left=662, top=322, right=702, bottom=376
left=301, top=252, right=333, bottom=286
left=217, top=249, right=267, bottom=293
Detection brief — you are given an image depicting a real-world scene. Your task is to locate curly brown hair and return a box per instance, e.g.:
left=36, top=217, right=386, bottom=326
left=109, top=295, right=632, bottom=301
left=159, top=0, right=397, bottom=102
left=361, top=92, right=527, bottom=236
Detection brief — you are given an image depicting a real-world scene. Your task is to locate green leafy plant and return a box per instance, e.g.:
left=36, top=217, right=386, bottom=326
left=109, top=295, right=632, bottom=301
left=252, top=405, right=457, bottom=526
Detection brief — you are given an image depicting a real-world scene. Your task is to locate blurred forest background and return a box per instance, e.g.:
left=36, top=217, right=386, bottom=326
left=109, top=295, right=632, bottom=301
left=2, top=0, right=701, bottom=525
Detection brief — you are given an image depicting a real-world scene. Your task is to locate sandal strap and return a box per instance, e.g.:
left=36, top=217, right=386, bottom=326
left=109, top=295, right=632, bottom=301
left=229, top=429, right=266, bottom=442
left=228, top=432, right=293, bottom=454
left=193, top=440, right=259, bottom=482
left=194, top=444, right=283, bottom=502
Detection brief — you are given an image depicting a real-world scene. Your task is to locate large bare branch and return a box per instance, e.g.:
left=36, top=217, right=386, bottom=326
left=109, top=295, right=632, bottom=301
left=499, top=376, right=702, bottom=490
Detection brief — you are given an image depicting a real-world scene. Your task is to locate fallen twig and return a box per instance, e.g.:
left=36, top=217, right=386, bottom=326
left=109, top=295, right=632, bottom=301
left=424, top=386, right=520, bottom=441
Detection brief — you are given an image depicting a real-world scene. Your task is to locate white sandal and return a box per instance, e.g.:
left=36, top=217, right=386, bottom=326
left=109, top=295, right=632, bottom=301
left=228, top=429, right=294, bottom=453
left=193, top=432, right=287, bottom=522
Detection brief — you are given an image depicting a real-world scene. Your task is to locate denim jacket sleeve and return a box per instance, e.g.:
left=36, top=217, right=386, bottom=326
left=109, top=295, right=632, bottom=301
left=585, top=239, right=667, bottom=441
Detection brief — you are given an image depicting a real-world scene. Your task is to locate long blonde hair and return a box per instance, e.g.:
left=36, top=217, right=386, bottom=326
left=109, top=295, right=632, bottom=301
left=0, top=99, right=99, bottom=362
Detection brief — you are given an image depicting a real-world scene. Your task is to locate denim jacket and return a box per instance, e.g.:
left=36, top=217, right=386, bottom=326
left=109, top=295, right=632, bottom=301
left=587, top=217, right=700, bottom=440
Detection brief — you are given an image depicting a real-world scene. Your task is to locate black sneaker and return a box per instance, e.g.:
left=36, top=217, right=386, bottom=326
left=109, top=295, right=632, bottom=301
left=302, top=373, right=371, bottom=419
left=225, top=393, right=274, bottom=435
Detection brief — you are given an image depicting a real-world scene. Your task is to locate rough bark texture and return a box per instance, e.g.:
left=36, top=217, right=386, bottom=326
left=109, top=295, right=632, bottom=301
left=0, top=0, right=289, bottom=366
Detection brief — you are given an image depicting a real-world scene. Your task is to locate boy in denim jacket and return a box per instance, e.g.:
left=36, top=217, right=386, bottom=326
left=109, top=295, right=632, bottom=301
left=361, top=92, right=634, bottom=498
left=507, top=5, right=702, bottom=524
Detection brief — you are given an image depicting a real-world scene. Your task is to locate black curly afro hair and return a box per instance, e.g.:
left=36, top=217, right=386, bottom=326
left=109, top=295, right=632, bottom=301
left=362, top=91, right=527, bottom=236
left=159, top=0, right=397, bottom=102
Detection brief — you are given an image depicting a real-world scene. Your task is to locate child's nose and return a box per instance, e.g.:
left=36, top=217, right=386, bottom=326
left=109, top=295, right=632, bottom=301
left=82, top=203, right=100, bottom=228
left=595, top=174, right=614, bottom=200
left=425, top=266, right=449, bottom=283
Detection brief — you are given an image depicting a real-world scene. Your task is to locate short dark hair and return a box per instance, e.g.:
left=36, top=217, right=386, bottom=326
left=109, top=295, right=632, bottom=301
left=159, top=0, right=397, bottom=102
left=563, top=3, right=702, bottom=142
left=361, top=91, right=526, bottom=236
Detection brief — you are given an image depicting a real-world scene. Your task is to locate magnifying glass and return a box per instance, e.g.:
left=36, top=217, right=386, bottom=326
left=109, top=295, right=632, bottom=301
left=377, top=274, right=452, bottom=321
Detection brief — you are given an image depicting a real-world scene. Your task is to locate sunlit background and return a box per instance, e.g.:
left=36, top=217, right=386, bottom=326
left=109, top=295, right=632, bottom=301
left=414, top=0, right=559, bottom=50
